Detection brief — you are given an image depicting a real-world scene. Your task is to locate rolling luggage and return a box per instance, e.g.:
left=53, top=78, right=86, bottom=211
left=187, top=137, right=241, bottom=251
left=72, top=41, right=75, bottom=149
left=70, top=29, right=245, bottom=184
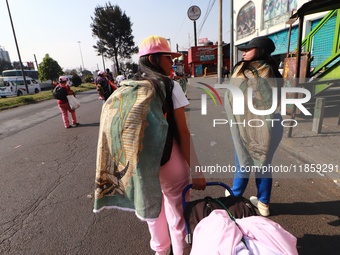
left=182, top=182, right=257, bottom=245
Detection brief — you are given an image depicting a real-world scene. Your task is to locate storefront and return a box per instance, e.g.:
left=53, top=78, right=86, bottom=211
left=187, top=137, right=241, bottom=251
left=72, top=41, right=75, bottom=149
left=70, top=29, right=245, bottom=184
left=187, top=44, right=230, bottom=77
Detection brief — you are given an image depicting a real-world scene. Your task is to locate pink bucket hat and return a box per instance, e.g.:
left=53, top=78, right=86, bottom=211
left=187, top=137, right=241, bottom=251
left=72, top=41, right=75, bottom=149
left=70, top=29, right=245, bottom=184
left=138, top=35, right=182, bottom=58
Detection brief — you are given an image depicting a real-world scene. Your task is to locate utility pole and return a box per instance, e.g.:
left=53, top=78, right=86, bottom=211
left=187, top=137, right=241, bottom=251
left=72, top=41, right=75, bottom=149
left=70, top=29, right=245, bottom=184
left=230, top=0, right=234, bottom=70
left=33, top=54, right=39, bottom=70
left=217, top=0, right=223, bottom=84
left=6, top=0, right=28, bottom=93
left=188, top=33, right=191, bottom=48
left=77, top=41, right=85, bottom=71
left=167, top=38, right=171, bottom=51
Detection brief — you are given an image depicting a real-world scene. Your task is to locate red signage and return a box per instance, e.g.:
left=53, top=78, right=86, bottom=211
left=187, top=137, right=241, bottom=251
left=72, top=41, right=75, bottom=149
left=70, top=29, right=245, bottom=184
left=198, top=38, right=208, bottom=44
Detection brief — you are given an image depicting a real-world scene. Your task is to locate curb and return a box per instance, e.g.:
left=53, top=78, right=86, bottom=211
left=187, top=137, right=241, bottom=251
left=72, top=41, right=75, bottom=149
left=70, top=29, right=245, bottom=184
left=280, top=137, right=340, bottom=187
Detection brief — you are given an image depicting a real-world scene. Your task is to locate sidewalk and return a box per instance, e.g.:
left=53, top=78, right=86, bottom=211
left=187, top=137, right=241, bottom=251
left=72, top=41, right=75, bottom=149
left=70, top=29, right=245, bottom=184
left=280, top=110, right=340, bottom=184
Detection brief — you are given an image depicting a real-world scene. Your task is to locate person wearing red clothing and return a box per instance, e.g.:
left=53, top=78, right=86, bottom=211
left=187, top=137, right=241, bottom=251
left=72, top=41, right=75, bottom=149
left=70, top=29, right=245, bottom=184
left=55, top=76, right=80, bottom=129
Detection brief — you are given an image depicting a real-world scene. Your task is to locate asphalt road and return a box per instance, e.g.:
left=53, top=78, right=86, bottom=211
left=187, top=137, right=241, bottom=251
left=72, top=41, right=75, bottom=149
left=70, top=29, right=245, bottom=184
left=0, top=83, right=339, bottom=255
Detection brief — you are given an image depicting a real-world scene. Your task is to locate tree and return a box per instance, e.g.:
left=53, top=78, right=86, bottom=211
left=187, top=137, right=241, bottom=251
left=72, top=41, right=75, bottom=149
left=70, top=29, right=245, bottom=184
left=64, top=69, right=78, bottom=76
left=91, top=2, right=138, bottom=74
left=0, top=59, right=13, bottom=74
left=84, top=74, right=94, bottom=83
left=38, top=54, right=63, bottom=82
left=81, top=69, right=92, bottom=77
left=71, top=73, right=82, bottom=87
left=125, top=62, right=138, bottom=74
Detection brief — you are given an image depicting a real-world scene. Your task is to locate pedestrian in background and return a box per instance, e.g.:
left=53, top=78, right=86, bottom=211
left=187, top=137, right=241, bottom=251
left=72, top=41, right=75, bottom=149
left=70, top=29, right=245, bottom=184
left=225, top=36, right=283, bottom=217
left=115, top=71, right=125, bottom=87
left=137, top=35, right=206, bottom=255
left=223, top=66, right=230, bottom=78
left=55, top=76, right=80, bottom=129
left=105, top=68, right=114, bottom=82
left=127, top=69, right=134, bottom=79
left=95, top=70, right=114, bottom=101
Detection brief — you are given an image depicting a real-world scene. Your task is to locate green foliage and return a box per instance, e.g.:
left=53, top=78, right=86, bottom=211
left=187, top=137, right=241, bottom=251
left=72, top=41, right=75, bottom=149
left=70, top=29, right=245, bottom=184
left=91, top=2, right=138, bottom=74
left=84, top=74, right=94, bottom=83
left=125, top=62, right=139, bottom=73
left=64, top=69, right=78, bottom=75
left=71, top=73, right=82, bottom=87
left=82, top=69, right=92, bottom=77
left=0, top=83, right=96, bottom=110
left=38, top=54, right=63, bottom=82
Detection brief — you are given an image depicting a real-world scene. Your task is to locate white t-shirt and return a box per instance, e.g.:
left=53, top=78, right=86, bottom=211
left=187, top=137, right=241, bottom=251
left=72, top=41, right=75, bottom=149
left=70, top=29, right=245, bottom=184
left=172, top=80, right=189, bottom=109
left=116, top=75, right=125, bottom=85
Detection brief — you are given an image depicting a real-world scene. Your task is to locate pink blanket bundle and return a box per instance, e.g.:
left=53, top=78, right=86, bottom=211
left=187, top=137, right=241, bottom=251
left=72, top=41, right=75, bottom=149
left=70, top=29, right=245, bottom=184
left=191, top=210, right=298, bottom=255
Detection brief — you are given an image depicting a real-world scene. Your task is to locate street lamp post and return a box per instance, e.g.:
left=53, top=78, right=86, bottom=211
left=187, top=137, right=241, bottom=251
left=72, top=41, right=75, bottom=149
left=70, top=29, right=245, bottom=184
left=5, top=0, right=29, bottom=93
left=77, top=41, right=85, bottom=71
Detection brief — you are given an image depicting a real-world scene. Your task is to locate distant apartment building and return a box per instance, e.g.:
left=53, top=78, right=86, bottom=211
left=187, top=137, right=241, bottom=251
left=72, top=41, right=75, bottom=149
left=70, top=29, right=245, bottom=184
left=0, top=46, right=11, bottom=63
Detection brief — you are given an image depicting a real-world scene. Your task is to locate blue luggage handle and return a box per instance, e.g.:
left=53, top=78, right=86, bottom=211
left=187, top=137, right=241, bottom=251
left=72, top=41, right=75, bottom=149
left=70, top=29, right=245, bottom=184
left=182, top=181, right=234, bottom=210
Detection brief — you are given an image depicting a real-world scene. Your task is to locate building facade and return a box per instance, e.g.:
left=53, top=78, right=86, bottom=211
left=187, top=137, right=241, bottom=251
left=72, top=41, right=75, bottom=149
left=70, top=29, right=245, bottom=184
left=0, top=47, right=11, bottom=63
left=232, top=0, right=329, bottom=66
left=187, top=43, right=230, bottom=77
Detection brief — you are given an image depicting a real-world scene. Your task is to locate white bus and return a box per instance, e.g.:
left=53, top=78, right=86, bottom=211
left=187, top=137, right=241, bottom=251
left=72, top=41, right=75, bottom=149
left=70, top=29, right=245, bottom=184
left=2, top=69, right=53, bottom=90
left=2, top=69, right=39, bottom=80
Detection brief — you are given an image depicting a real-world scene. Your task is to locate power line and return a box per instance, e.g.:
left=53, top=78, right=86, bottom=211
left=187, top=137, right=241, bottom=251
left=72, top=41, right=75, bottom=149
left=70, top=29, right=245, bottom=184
left=197, top=0, right=216, bottom=38
left=173, top=0, right=194, bottom=50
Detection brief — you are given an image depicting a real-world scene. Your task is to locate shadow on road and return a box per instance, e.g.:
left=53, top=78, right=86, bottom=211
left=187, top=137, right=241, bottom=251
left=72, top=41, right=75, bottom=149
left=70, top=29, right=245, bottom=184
left=297, top=234, right=340, bottom=255
left=270, top=200, right=340, bottom=217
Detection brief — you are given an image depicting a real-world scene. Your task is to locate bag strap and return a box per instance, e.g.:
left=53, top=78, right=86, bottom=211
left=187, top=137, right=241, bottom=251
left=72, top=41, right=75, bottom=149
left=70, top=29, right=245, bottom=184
left=108, top=79, right=117, bottom=90
left=163, top=81, right=177, bottom=139
left=214, top=198, right=248, bottom=249
left=244, top=65, right=260, bottom=79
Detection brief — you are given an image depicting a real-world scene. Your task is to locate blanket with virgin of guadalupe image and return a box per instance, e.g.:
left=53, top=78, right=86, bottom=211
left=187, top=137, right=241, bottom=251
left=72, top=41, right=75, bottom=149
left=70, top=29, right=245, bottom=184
left=93, top=80, right=168, bottom=220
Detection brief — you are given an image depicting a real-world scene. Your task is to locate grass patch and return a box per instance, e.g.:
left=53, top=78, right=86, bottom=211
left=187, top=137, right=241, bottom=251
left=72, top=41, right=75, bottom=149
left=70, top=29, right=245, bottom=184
left=0, top=82, right=96, bottom=111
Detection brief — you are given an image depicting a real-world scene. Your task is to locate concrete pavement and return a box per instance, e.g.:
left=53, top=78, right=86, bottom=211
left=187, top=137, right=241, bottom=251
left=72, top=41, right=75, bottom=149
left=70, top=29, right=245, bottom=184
left=280, top=110, right=340, bottom=185
left=190, top=75, right=340, bottom=185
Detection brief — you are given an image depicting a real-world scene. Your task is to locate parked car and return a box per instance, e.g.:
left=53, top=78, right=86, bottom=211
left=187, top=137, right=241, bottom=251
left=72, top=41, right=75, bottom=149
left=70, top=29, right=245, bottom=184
left=0, top=77, right=27, bottom=98
left=0, top=76, right=40, bottom=97
left=39, top=80, right=53, bottom=90
left=0, top=78, right=20, bottom=98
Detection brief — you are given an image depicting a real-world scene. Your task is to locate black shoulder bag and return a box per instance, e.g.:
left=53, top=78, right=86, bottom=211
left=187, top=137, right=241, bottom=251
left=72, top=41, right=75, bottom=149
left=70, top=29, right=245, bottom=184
left=160, top=82, right=177, bottom=166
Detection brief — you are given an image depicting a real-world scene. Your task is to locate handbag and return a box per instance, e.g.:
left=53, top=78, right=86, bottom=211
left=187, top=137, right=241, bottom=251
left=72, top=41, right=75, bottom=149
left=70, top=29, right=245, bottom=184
left=67, top=95, right=81, bottom=110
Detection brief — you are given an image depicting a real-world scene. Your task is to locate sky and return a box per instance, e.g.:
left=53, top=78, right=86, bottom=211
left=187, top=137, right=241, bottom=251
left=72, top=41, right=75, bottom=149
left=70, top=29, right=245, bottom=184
left=0, top=0, right=231, bottom=72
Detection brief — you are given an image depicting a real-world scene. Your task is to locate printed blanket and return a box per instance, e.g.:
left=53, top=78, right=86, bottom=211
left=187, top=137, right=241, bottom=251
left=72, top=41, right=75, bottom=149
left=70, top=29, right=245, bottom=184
left=225, top=61, right=280, bottom=167
left=93, top=80, right=168, bottom=220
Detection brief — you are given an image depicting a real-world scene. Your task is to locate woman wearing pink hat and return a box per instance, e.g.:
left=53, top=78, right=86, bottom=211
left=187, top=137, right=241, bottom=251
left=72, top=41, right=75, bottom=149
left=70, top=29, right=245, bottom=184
left=137, top=35, right=206, bottom=255
left=55, top=76, right=80, bottom=128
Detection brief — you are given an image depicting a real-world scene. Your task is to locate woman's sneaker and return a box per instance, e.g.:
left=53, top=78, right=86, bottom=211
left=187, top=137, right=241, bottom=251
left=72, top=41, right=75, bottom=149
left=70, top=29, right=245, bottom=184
left=250, top=196, right=270, bottom=217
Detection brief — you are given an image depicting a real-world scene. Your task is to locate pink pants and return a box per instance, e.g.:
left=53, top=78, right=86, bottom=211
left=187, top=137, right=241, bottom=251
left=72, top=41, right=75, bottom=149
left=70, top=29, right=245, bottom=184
left=58, top=101, right=77, bottom=128
left=147, top=142, right=190, bottom=255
